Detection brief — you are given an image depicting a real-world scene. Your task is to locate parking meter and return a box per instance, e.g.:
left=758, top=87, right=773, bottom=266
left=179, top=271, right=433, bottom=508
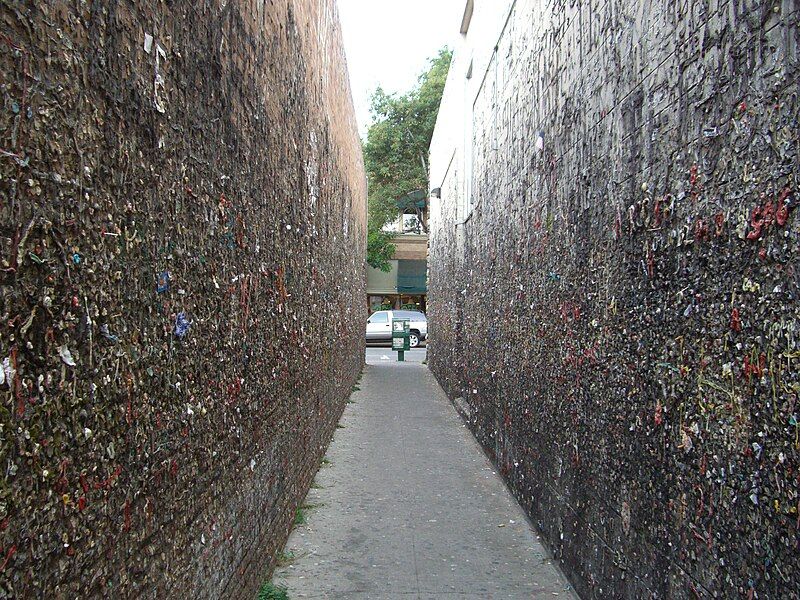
left=392, top=318, right=410, bottom=361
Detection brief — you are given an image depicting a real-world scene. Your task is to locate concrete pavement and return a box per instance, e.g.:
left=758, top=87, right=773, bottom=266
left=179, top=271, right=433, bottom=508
left=273, top=348, right=577, bottom=599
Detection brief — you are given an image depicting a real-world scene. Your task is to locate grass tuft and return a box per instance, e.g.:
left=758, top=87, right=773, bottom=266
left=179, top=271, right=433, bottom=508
left=293, top=507, right=307, bottom=526
left=257, top=582, right=289, bottom=600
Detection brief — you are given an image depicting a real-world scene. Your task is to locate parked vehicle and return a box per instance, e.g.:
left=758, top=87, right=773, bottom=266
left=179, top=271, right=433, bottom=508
left=366, top=310, right=428, bottom=348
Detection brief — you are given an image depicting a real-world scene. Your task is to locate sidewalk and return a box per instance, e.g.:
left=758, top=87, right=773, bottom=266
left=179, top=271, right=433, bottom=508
left=273, top=348, right=577, bottom=599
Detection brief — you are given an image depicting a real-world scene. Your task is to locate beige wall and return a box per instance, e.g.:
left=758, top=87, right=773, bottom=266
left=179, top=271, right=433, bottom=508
left=366, top=260, right=399, bottom=295
left=391, top=234, right=428, bottom=261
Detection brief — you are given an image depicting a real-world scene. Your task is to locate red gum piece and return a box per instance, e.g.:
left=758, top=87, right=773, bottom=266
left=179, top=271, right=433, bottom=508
left=776, top=187, right=791, bottom=226
left=714, top=212, right=724, bottom=235
left=762, top=200, right=776, bottom=229
left=694, top=219, right=708, bottom=240
left=731, top=308, right=742, bottom=332
left=0, top=546, right=16, bottom=571
left=747, top=206, right=764, bottom=240
left=123, top=501, right=131, bottom=532
left=93, top=465, right=122, bottom=490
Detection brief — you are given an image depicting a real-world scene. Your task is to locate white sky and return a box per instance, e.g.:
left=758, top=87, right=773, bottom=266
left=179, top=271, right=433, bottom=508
left=336, top=0, right=466, bottom=137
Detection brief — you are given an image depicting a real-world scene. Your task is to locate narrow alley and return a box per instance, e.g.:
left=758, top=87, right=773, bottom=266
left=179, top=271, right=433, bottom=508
left=274, top=349, right=575, bottom=599
left=2, top=0, right=799, bottom=598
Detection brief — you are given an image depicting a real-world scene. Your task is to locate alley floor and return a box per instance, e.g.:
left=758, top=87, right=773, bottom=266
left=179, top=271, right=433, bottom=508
left=272, top=348, right=577, bottom=599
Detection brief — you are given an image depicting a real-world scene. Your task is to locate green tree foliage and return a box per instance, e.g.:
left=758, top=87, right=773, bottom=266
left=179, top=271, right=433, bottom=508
left=364, top=48, right=452, bottom=270
left=367, top=229, right=396, bottom=273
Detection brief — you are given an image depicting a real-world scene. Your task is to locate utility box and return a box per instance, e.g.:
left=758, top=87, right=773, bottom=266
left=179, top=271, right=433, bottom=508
left=392, top=318, right=410, bottom=361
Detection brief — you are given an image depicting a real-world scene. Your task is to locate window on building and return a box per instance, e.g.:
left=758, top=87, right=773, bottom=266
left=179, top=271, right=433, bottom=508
left=381, top=215, right=403, bottom=233
left=403, top=214, right=422, bottom=233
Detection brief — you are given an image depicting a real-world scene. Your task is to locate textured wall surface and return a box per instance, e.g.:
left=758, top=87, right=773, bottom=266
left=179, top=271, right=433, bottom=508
left=0, top=1, right=365, bottom=597
left=429, top=0, right=799, bottom=598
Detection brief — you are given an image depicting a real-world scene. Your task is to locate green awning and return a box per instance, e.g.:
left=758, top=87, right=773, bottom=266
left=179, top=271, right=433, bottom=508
left=396, top=190, right=427, bottom=212
left=397, top=259, right=427, bottom=294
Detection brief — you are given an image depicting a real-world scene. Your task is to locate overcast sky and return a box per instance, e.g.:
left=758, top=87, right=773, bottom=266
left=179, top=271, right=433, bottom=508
left=336, top=0, right=465, bottom=137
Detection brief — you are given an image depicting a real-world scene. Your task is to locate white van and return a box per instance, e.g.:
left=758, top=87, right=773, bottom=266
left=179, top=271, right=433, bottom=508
left=365, top=310, right=428, bottom=348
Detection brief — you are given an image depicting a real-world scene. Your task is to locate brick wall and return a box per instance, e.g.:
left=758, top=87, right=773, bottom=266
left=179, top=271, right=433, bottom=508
left=429, top=0, right=799, bottom=597
left=0, top=1, right=365, bottom=597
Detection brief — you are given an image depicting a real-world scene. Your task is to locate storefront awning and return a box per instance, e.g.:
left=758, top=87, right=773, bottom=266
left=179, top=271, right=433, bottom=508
left=397, top=259, right=427, bottom=294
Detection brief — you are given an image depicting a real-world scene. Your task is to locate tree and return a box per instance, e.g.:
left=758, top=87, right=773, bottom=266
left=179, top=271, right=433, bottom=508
left=366, top=229, right=396, bottom=273
left=364, top=48, right=452, bottom=271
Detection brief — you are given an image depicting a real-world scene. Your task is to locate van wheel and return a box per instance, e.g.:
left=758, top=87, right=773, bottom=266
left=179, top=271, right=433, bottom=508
left=409, top=331, right=420, bottom=348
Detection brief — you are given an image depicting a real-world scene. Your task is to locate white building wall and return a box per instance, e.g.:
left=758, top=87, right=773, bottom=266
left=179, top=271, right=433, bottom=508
left=429, top=0, right=514, bottom=232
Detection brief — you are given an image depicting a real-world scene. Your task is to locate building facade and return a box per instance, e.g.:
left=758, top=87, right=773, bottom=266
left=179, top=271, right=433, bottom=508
left=367, top=195, right=430, bottom=313
left=366, top=234, right=428, bottom=312
left=428, top=1, right=799, bottom=598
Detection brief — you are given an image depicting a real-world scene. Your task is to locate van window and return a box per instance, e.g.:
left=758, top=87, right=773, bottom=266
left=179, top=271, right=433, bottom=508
left=370, top=312, right=389, bottom=323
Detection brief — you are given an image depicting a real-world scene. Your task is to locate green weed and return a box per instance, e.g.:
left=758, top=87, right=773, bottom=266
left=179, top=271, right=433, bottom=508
left=257, top=581, right=288, bottom=600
